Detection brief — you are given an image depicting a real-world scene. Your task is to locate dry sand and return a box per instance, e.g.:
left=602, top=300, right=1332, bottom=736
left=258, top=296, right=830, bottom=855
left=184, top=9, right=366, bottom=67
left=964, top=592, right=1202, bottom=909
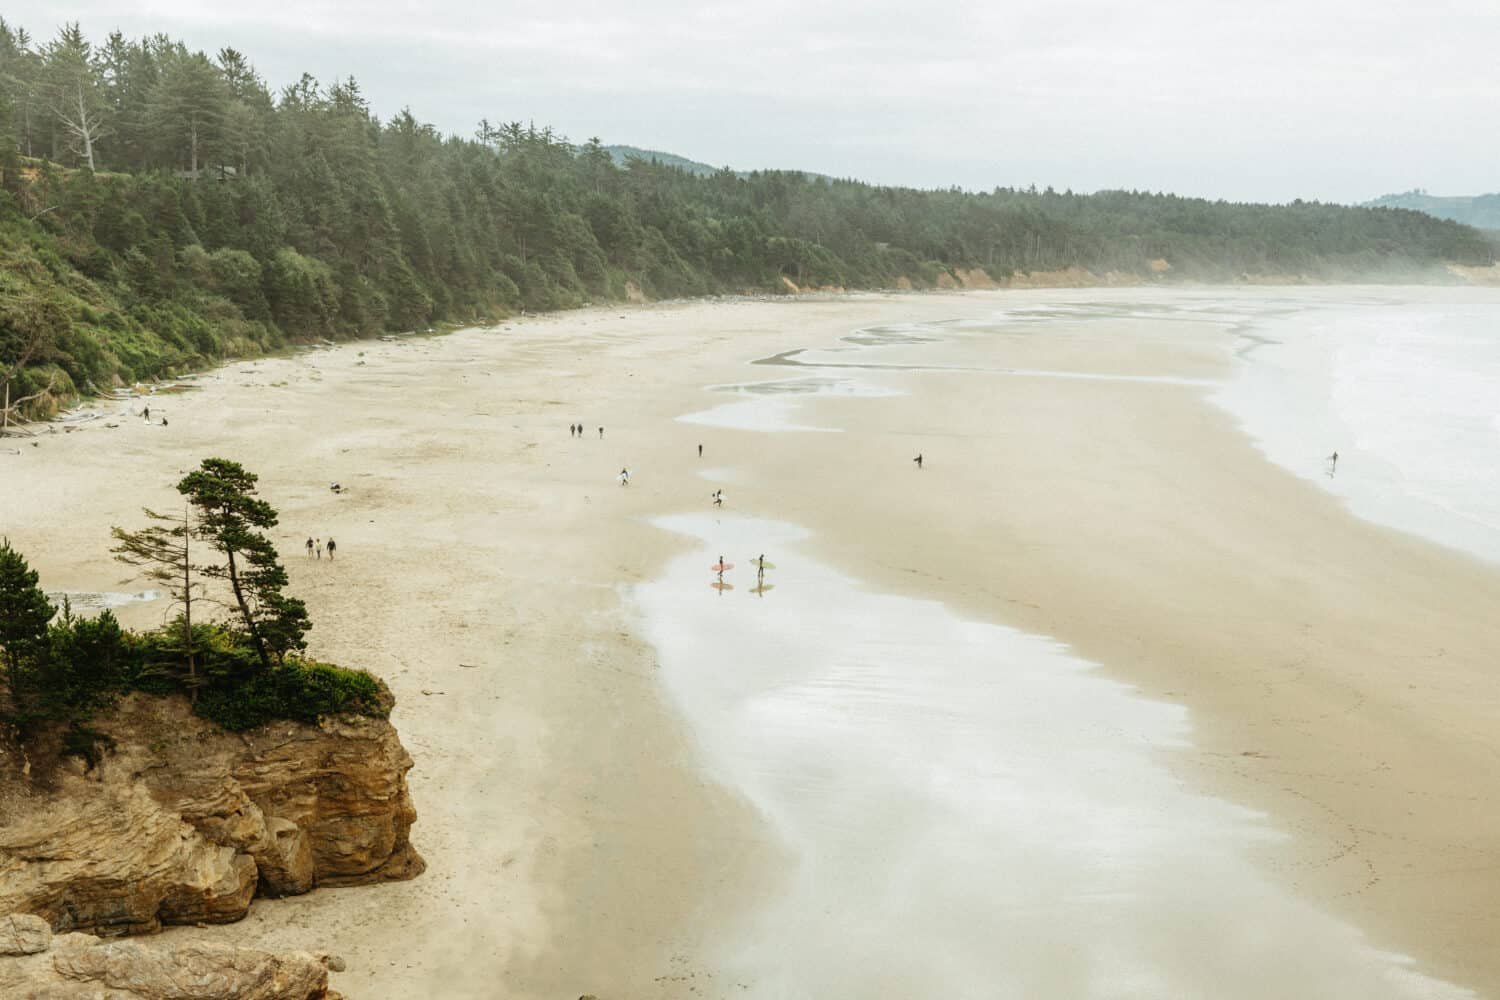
left=2, top=288, right=1498, bottom=996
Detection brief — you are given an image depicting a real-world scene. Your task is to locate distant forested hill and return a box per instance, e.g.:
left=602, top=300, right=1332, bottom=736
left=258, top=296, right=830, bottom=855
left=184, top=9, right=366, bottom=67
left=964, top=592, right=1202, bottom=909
left=604, top=145, right=726, bottom=177
left=1364, top=191, right=1500, bottom=232
left=1, top=19, right=1494, bottom=415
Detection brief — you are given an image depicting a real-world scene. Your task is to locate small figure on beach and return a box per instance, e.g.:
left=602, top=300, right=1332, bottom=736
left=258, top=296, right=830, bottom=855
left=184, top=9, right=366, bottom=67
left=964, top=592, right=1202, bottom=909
left=914, top=453, right=923, bottom=469
left=619, top=467, right=630, bottom=486
left=306, top=537, right=314, bottom=558
left=712, top=489, right=724, bottom=508
left=717, top=555, right=726, bottom=579
left=316, top=538, right=324, bottom=559
left=756, top=553, right=766, bottom=579
left=598, top=426, right=604, bottom=439
left=143, top=405, right=150, bottom=421
left=160, top=416, right=168, bottom=427
left=326, top=537, right=336, bottom=560
left=569, top=423, right=576, bottom=437
left=329, top=482, right=344, bottom=494
left=698, top=443, right=703, bottom=458
left=1329, top=450, right=1339, bottom=476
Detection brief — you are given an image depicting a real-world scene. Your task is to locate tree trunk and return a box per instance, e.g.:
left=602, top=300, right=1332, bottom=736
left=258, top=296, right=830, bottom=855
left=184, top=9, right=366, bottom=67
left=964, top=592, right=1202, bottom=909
left=222, top=539, right=269, bottom=671
left=74, top=86, right=95, bottom=172
left=182, top=505, right=196, bottom=700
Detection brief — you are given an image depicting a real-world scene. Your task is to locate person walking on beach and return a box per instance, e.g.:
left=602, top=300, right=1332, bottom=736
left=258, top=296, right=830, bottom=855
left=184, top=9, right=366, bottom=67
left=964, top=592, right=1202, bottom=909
left=712, top=489, right=724, bottom=507
left=756, top=553, right=766, bottom=580
left=306, top=537, right=314, bottom=558
left=315, top=538, right=323, bottom=560
left=1329, top=450, right=1339, bottom=476
left=619, top=467, right=630, bottom=486
left=326, top=538, right=336, bottom=560
left=698, top=443, right=703, bottom=458
left=143, top=405, right=150, bottom=421
left=914, top=453, right=923, bottom=469
left=598, top=426, right=604, bottom=439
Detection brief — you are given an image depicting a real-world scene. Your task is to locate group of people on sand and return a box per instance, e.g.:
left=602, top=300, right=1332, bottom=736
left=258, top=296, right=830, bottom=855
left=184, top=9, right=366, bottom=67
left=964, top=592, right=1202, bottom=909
left=139, top=405, right=168, bottom=426
left=571, top=424, right=603, bottom=438
left=305, top=536, right=337, bottom=560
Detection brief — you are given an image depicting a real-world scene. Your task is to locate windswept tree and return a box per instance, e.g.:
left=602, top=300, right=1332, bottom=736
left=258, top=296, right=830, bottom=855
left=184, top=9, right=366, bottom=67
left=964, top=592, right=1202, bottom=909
left=112, top=505, right=200, bottom=697
left=0, top=538, right=54, bottom=719
left=177, top=458, right=308, bottom=670
left=45, top=22, right=109, bottom=170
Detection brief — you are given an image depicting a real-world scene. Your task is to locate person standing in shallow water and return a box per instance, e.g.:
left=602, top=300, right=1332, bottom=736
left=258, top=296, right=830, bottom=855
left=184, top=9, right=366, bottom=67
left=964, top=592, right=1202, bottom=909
left=1329, top=451, right=1339, bottom=475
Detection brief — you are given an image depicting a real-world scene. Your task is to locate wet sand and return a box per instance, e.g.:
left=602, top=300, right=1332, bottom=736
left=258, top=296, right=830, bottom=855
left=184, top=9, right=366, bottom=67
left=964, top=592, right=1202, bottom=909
left=2, top=288, right=1498, bottom=996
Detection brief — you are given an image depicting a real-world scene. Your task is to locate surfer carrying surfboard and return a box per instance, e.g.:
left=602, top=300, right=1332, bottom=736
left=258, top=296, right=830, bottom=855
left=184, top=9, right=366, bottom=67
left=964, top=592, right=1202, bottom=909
left=619, top=467, right=630, bottom=486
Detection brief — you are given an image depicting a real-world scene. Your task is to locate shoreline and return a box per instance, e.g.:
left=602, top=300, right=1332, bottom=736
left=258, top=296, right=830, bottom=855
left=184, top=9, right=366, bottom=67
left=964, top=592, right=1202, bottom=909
left=2, top=287, right=1497, bottom=995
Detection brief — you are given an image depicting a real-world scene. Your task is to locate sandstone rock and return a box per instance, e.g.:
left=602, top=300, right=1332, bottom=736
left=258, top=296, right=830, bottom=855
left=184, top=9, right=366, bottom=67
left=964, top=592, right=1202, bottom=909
left=0, top=691, right=422, bottom=937
left=1, top=912, right=51, bottom=955
left=0, top=925, right=338, bottom=999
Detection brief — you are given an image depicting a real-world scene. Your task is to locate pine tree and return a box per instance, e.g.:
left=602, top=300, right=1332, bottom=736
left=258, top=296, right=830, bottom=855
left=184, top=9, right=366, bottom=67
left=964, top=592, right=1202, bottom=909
left=177, top=459, right=309, bottom=671
left=0, top=538, right=55, bottom=719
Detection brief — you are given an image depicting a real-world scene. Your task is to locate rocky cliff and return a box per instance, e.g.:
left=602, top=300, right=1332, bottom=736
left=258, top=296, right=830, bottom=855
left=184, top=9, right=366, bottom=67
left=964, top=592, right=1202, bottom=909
left=0, top=691, right=422, bottom=937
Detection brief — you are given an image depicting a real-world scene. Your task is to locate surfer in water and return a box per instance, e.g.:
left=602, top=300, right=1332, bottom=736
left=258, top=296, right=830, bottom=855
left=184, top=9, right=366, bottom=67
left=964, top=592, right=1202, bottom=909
left=757, top=553, right=766, bottom=580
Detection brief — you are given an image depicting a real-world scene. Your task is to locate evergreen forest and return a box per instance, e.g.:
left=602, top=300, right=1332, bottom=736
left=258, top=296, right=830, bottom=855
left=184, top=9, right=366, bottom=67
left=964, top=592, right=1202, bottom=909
left=2, top=20, right=1494, bottom=412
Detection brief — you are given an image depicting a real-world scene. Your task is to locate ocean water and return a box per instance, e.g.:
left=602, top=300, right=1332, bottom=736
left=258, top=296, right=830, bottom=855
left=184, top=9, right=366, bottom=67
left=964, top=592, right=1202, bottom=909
left=1215, top=297, right=1500, bottom=566
left=637, top=513, right=1471, bottom=999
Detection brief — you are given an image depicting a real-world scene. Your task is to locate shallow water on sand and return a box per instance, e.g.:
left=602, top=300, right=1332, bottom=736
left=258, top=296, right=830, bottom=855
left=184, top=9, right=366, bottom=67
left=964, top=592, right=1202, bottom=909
left=636, top=514, right=1471, bottom=1000
left=1215, top=299, right=1500, bottom=566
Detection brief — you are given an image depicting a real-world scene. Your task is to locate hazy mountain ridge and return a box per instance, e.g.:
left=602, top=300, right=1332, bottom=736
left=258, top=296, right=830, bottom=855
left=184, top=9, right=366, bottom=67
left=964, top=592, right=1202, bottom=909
left=1365, top=191, right=1500, bottom=232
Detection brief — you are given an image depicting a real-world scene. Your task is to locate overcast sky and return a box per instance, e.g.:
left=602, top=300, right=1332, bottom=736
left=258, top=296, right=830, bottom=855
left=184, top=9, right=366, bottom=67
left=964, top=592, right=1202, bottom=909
left=19, top=0, right=1500, bottom=203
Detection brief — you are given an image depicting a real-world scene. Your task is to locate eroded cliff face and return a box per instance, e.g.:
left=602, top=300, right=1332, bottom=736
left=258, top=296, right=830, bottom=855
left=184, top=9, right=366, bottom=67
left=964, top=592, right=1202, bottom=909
left=0, top=692, right=423, bottom=936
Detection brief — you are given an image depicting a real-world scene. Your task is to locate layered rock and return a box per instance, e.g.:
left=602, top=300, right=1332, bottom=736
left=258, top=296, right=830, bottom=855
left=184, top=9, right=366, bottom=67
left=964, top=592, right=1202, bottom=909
left=0, top=917, right=341, bottom=999
left=0, top=691, right=422, bottom=936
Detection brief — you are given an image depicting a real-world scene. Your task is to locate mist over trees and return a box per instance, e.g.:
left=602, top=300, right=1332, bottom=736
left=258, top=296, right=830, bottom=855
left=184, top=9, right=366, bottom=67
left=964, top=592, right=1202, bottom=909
left=0, top=19, right=1493, bottom=406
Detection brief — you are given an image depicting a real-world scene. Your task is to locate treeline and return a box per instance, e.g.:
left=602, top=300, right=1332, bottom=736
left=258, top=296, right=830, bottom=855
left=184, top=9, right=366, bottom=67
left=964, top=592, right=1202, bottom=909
left=0, top=457, right=384, bottom=751
left=0, top=20, right=1494, bottom=409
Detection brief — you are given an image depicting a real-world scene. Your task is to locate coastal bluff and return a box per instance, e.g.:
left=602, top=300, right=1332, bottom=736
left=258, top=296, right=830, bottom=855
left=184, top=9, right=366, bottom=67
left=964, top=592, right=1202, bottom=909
left=0, top=689, right=423, bottom=937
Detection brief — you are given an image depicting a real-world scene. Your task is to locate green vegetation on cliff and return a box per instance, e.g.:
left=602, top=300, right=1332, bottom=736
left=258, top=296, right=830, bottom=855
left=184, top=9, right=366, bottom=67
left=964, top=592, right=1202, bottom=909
left=0, top=19, right=1494, bottom=412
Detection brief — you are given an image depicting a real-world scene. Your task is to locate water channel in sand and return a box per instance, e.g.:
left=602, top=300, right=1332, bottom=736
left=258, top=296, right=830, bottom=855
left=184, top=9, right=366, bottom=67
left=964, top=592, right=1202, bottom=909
left=635, top=513, right=1469, bottom=999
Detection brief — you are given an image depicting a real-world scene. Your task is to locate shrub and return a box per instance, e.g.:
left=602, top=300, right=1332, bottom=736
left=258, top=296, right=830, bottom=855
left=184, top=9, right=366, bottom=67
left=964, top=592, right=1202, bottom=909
left=194, top=659, right=388, bottom=731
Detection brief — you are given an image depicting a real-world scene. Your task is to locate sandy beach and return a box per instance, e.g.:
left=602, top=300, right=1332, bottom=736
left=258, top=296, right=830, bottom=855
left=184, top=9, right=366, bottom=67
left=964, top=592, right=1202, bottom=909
left=3, top=287, right=1499, bottom=997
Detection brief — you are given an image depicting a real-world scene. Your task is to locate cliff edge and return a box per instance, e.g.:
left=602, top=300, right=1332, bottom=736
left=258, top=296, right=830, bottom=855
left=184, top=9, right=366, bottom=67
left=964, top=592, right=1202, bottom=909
left=0, top=690, right=423, bottom=936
